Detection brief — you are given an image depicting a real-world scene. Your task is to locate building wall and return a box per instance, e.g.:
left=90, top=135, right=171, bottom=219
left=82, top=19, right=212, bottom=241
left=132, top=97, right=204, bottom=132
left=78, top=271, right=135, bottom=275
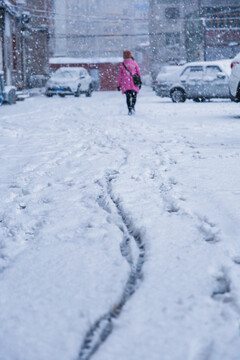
left=19, top=0, right=54, bottom=87
left=149, top=0, right=240, bottom=77
left=3, top=12, right=12, bottom=84
left=0, top=0, right=52, bottom=88
left=0, top=37, right=2, bottom=71
left=149, top=0, right=187, bottom=78
left=185, top=0, right=240, bottom=61
left=0, top=2, right=23, bottom=86
left=53, top=0, right=149, bottom=59
left=0, top=8, right=5, bottom=72
left=54, top=0, right=67, bottom=56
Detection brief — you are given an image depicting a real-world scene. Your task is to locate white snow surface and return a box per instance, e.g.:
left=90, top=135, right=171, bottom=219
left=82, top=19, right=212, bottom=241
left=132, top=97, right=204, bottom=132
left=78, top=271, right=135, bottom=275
left=0, top=88, right=240, bottom=360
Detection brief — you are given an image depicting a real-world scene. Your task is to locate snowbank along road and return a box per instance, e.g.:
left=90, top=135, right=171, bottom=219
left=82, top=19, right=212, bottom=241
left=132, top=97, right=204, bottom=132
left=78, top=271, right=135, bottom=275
left=0, top=87, right=240, bottom=360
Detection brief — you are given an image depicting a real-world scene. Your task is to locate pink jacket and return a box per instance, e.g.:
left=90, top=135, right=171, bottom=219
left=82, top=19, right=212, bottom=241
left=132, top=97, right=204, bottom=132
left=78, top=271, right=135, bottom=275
left=117, top=59, right=141, bottom=94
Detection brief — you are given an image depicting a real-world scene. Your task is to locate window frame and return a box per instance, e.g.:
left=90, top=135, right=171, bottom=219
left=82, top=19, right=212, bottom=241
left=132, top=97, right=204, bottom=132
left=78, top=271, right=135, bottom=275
left=165, top=32, right=181, bottom=46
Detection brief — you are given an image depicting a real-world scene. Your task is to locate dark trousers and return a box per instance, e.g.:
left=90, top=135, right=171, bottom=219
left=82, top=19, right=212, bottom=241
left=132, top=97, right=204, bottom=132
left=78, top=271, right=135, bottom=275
left=125, top=90, right=137, bottom=112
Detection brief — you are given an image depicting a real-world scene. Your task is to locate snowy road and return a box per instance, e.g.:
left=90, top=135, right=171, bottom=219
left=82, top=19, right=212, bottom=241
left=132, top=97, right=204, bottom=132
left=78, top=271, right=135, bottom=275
left=1, top=88, right=240, bottom=360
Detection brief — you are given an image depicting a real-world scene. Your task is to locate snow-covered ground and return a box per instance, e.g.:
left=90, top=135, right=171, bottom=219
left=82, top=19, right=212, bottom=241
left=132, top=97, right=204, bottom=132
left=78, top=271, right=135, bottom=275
left=1, top=87, right=240, bottom=360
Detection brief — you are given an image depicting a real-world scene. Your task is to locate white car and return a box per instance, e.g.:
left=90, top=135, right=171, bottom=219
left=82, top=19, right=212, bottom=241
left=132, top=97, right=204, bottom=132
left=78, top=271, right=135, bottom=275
left=229, top=53, right=240, bottom=102
left=45, top=67, right=93, bottom=97
left=154, top=60, right=232, bottom=102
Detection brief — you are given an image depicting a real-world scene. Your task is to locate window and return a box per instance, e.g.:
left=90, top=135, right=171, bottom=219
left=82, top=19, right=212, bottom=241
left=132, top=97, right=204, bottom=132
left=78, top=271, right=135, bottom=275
left=166, top=33, right=180, bottom=46
left=204, top=7, right=240, bottom=29
left=165, top=7, right=180, bottom=19
left=182, top=66, right=203, bottom=79
left=205, top=66, right=221, bottom=76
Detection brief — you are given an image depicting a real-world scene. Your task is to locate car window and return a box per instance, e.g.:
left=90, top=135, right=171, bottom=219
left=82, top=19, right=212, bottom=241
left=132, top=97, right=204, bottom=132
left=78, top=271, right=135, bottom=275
left=181, top=66, right=203, bottom=79
left=205, top=66, right=222, bottom=76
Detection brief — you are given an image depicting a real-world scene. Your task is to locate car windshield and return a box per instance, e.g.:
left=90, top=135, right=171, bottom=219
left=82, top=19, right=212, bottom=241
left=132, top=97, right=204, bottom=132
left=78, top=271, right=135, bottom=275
left=51, top=70, right=79, bottom=79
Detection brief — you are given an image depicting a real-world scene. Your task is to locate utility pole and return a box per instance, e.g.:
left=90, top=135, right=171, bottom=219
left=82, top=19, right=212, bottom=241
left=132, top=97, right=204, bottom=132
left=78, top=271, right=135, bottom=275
left=201, top=18, right=206, bottom=61
left=198, top=0, right=206, bottom=61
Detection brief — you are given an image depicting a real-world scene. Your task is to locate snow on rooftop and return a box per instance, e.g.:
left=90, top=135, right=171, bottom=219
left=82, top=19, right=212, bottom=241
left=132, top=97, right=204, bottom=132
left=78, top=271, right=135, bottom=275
left=50, top=57, right=123, bottom=65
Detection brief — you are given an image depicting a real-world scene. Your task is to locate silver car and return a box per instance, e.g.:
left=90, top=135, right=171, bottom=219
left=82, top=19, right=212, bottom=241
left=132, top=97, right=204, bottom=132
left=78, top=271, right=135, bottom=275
left=155, top=60, right=231, bottom=103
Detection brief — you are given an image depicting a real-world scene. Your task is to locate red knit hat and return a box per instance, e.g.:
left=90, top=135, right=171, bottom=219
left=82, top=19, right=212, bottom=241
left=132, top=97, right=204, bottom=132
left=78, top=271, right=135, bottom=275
left=123, top=50, right=133, bottom=59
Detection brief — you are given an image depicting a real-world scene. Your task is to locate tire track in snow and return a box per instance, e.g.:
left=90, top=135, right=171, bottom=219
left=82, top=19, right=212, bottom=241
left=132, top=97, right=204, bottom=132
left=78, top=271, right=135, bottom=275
left=77, top=171, right=145, bottom=360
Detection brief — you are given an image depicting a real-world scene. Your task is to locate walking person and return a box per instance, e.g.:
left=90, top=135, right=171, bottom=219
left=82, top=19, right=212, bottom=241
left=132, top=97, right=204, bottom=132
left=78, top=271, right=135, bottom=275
left=117, top=50, right=142, bottom=115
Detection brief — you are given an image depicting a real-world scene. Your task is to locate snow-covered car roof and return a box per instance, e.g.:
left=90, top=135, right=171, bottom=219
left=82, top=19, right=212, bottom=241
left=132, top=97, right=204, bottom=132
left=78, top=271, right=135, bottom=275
left=185, top=59, right=232, bottom=75
left=51, top=67, right=89, bottom=77
left=156, top=59, right=232, bottom=82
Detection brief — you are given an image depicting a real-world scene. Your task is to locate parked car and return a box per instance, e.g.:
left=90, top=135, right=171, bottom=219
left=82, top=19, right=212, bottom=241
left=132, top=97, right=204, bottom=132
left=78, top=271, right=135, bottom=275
left=154, top=60, right=232, bottom=102
left=0, top=72, right=16, bottom=106
left=229, top=53, right=240, bottom=102
left=45, top=67, right=93, bottom=98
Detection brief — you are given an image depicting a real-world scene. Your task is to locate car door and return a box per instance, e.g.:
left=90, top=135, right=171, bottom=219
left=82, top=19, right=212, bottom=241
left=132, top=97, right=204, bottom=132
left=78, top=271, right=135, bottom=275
left=180, top=66, right=204, bottom=98
left=203, top=65, right=229, bottom=98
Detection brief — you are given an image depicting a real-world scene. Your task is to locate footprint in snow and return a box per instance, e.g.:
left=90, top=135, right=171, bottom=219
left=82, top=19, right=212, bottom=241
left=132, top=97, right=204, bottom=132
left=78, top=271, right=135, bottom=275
left=210, top=267, right=231, bottom=300
left=168, top=177, right=178, bottom=186
left=188, top=338, right=213, bottom=360
left=198, top=217, right=220, bottom=243
left=167, top=200, right=180, bottom=214
left=232, top=256, right=240, bottom=265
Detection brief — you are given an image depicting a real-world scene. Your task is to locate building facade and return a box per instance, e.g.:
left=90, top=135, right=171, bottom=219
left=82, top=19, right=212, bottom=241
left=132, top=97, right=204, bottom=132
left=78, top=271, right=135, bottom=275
left=0, top=0, right=53, bottom=88
left=186, top=0, right=240, bottom=62
left=17, top=0, right=54, bottom=87
left=149, top=0, right=187, bottom=75
left=0, top=0, right=22, bottom=86
left=53, top=0, right=149, bottom=59
left=149, top=0, right=240, bottom=77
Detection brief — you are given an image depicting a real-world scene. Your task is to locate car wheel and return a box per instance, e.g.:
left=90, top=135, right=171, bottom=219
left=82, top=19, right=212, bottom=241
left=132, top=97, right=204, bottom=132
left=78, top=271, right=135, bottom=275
left=85, top=85, right=93, bottom=97
left=171, top=89, right=186, bottom=103
left=45, top=92, right=53, bottom=97
left=59, top=94, right=65, bottom=97
left=74, top=85, right=81, bottom=97
left=8, top=89, right=16, bottom=104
